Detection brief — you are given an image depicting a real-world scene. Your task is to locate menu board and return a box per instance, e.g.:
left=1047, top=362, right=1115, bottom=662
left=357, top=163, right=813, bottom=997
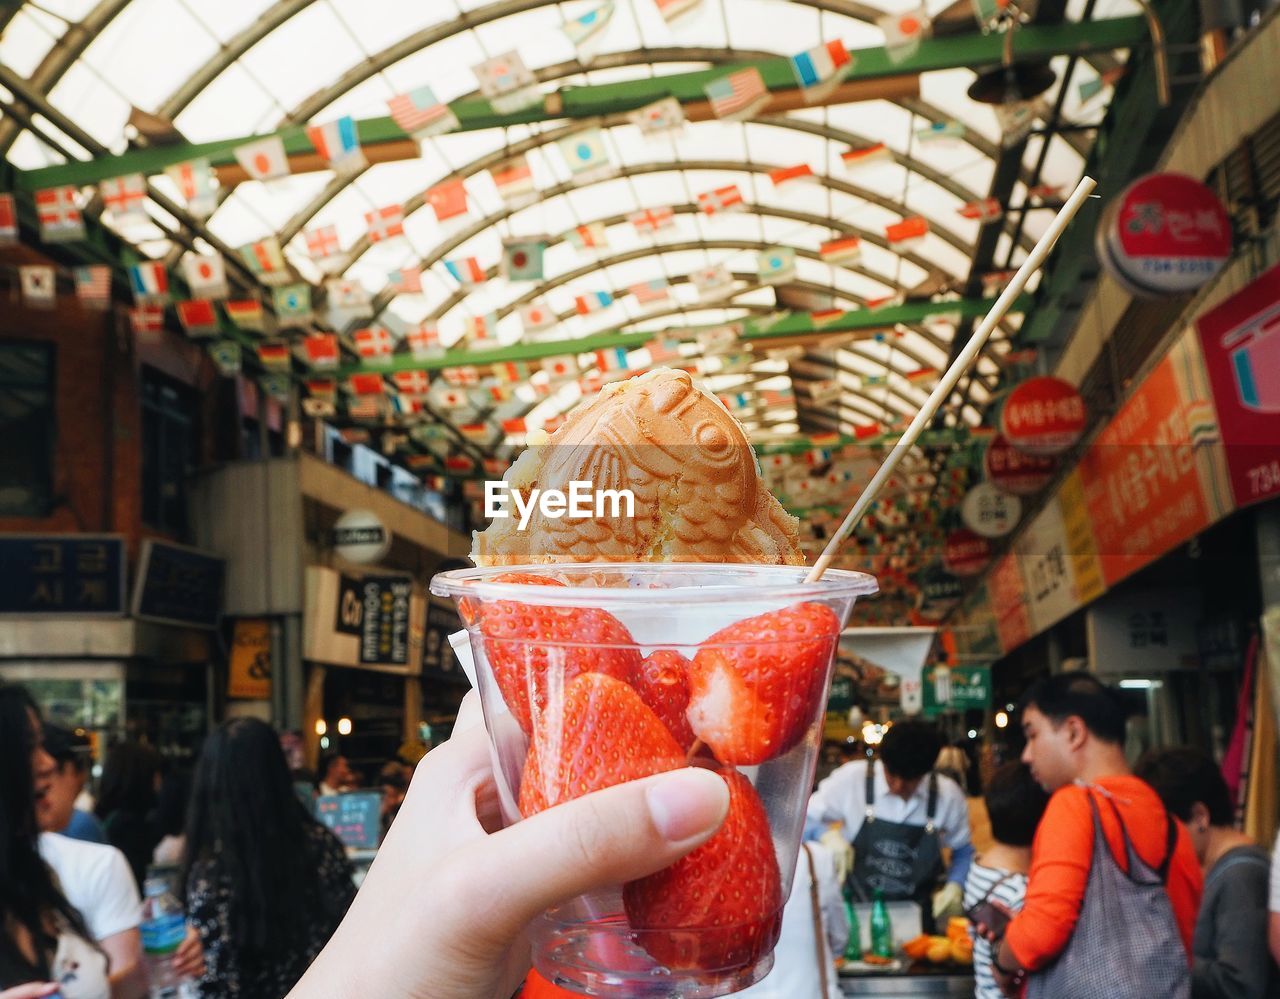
left=0, top=535, right=125, bottom=616
left=357, top=576, right=412, bottom=666
left=315, top=792, right=382, bottom=849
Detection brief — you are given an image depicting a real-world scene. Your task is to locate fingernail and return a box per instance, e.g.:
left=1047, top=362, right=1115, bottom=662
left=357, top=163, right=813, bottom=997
left=646, top=768, right=730, bottom=843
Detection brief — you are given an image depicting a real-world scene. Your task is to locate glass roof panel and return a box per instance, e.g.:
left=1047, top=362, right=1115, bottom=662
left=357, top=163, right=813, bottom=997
left=0, top=7, right=62, bottom=77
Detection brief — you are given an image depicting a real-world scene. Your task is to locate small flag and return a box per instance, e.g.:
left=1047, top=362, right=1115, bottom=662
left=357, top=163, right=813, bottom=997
left=819, top=236, right=862, bottom=264
left=463, top=312, right=499, bottom=345
left=257, top=340, right=292, bottom=371
left=556, top=128, right=612, bottom=180
left=387, top=86, right=458, bottom=138
left=809, top=378, right=842, bottom=403
left=445, top=455, right=476, bottom=473
left=1027, top=183, right=1062, bottom=201
left=302, top=395, right=336, bottom=418
left=74, top=266, right=112, bottom=310
left=563, top=1, right=615, bottom=47
left=258, top=373, right=292, bottom=402
left=473, top=51, right=541, bottom=114
left=879, top=8, right=929, bottom=63
left=19, top=266, right=56, bottom=308
left=789, top=40, right=852, bottom=102
left=307, top=116, right=366, bottom=174
left=164, top=159, right=218, bottom=218
left=224, top=300, right=265, bottom=332
left=904, top=367, right=936, bottom=386
left=407, top=324, right=442, bottom=358
left=811, top=308, right=844, bottom=326
left=630, top=277, right=670, bottom=306
left=886, top=216, right=929, bottom=245
left=442, top=365, right=482, bottom=387
left=304, top=333, right=340, bottom=369
left=238, top=237, right=288, bottom=284
left=995, top=99, right=1045, bottom=146
left=0, top=194, right=17, bottom=245
left=100, top=173, right=148, bottom=223
left=842, top=143, right=894, bottom=170
left=208, top=340, right=242, bottom=376
left=644, top=338, right=683, bottom=364
left=176, top=300, right=220, bottom=337
left=182, top=253, right=228, bottom=299
left=916, top=120, right=966, bottom=143
left=273, top=283, right=312, bottom=326
left=348, top=372, right=386, bottom=397
left=502, top=417, right=528, bottom=435
left=705, top=67, right=769, bottom=121
left=541, top=355, right=579, bottom=380
left=596, top=347, right=629, bottom=372
left=354, top=327, right=395, bottom=362
left=502, top=238, right=547, bottom=281
left=426, top=177, right=469, bottom=222
left=566, top=221, right=608, bottom=251
left=759, top=386, right=796, bottom=407
left=923, top=309, right=962, bottom=334
left=981, top=270, right=1015, bottom=296
left=770, top=164, right=814, bottom=187
left=493, top=360, right=531, bottom=384
left=307, top=377, right=338, bottom=401
left=325, top=278, right=371, bottom=316
left=435, top=387, right=471, bottom=409
left=691, top=263, right=733, bottom=300
left=130, top=305, right=165, bottom=339
left=630, top=206, right=675, bottom=233
left=234, top=135, right=290, bottom=182
left=36, top=186, right=84, bottom=242
left=628, top=96, right=685, bottom=137
left=959, top=198, right=1003, bottom=222
left=128, top=262, right=170, bottom=304
left=655, top=0, right=702, bottom=23
left=575, top=290, right=614, bottom=315
left=365, top=205, right=405, bottom=243
left=303, top=225, right=342, bottom=267
left=867, top=293, right=904, bottom=310
left=490, top=155, right=537, bottom=206
left=697, top=184, right=745, bottom=216
left=391, top=370, right=432, bottom=396
left=757, top=247, right=796, bottom=285
left=444, top=256, right=487, bottom=288
left=697, top=324, right=739, bottom=355
left=520, top=301, right=556, bottom=334
left=387, top=267, right=423, bottom=294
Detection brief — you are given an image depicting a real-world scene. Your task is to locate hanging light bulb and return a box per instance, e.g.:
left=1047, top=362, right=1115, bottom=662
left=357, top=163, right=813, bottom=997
left=337, top=717, right=353, bottom=736
left=314, top=719, right=327, bottom=736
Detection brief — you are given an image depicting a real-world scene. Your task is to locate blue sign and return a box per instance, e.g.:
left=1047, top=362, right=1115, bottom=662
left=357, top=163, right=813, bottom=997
left=315, top=791, right=382, bottom=850
left=0, top=535, right=126, bottom=615
left=131, top=540, right=225, bottom=629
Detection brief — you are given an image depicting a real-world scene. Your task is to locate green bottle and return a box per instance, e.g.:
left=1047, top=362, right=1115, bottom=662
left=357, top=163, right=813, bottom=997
left=842, top=895, right=863, bottom=962
left=870, top=888, right=893, bottom=959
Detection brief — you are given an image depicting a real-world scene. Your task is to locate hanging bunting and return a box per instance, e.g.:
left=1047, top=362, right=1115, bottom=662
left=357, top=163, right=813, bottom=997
left=388, top=85, right=458, bottom=139
left=426, top=177, right=469, bottom=222
left=0, top=194, right=17, bottom=245
left=176, top=300, right=220, bottom=337
left=272, top=283, right=312, bottom=327
left=704, top=67, right=769, bottom=121
left=257, top=340, right=292, bottom=371
left=691, top=262, right=733, bottom=300
left=444, top=256, right=487, bottom=288
left=233, top=135, right=290, bottom=182
left=841, top=143, right=894, bottom=171
left=354, top=327, right=395, bottom=363
left=878, top=7, right=930, bottom=63
left=472, top=51, right=541, bottom=114
left=208, top=340, right=242, bottom=376
left=958, top=198, right=1003, bottom=222
left=575, top=290, right=614, bottom=315
left=628, top=96, right=685, bottom=137
left=182, top=253, right=228, bottom=300
left=629, top=206, right=675, bottom=234
left=129, top=304, right=165, bottom=341
left=789, top=40, right=852, bottom=103
left=565, top=221, right=608, bottom=251
left=770, top=164, right=815, bottom=187
left=387, top=267, right=423, bottom=294
left=819, top=236, right=862, bottom=264
left=406, top=324, right=442, bottom=359
left=757, top=247, right=796, bottom=285
left=629, top=278, right=670, bottom=306
left=697, top=324, right=740, bottom=355
left=885, top=216, right=929, bottom=246
left=502, top=237, right=547, bottom=281
left=441, top=365, right=482, bottom=387
left=519, top=301, right=557, bottom=334
left=127, top=262, right=170, bottom=304
left=645, top=338, right=683, bottom=364
left=19, top=266, right=56, bottom=309
left=238, top=237, right=289, bottom=285
left=562, top=1, right=615, bottom=48
left=365, top=205, right=406, bottom=243
left=916, top=120, right=966, bottom=143
left=306, top=116, right=366, bottom=174
left=490, top=155, right=537, bottom=206
left=462, top=312, right=499, bottom=346
left=164, top=159, right=219, bottom=218
left=596, top=347, right=630, bottom=373
left=391, top=370, right=432, bottom=397
left=304, top=333, right=340, bottom=369
left=224, top=299, right=265, bottom=332
left=73, top=266, right=112, bottom=310
left=654, top=0, right=702, bottom=21
left=541, top=355, right=580, bottom=380
left=303, top=225, right=342, bottom=270
left=325, top=278, right=371, bottom=317
left=697, top=184, right=745, bottom=216
left=35, top=186, right=84, bottom=243
left=556, top=128, right=612, bottom=182
left=100, top=173, right=148, bottom=224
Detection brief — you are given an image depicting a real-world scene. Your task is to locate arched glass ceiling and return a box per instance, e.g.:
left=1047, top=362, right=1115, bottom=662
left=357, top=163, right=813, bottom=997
left=0, top=0, right=1136, bottom=453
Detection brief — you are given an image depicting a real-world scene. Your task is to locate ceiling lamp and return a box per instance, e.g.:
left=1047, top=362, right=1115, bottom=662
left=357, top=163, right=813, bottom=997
left=967, top=11, right=1056, bottom=105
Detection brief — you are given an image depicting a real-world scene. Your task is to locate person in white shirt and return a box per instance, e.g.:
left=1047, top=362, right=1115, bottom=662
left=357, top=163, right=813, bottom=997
left=806, top=720, right=974, bottom=932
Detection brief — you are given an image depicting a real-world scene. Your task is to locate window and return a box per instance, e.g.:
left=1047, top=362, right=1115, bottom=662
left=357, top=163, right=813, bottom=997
left=140, top=367, right=199, bottom=537
left=0, top=341, right=55, bottom=517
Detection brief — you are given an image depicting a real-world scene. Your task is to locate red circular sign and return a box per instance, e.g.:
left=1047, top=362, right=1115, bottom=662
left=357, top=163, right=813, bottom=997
left=943, top=529, right=992, bottom=577
left=1100, top=172, right=1231, bottom=297
left=984, top=434, right=1057, bottom=495
left=1001, top=376, right=1087, bottom=457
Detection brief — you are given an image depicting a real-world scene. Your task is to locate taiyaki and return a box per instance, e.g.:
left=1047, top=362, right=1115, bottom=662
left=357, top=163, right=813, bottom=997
left=471, top=368, right=805, bottom=566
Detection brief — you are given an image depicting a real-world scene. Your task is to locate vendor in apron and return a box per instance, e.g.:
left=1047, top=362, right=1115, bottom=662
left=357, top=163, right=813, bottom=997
left=805, top=719, right=975, bottom=933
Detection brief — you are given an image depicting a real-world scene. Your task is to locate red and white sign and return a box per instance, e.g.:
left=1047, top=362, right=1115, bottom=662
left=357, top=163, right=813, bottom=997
left=1001, top=376, right=1087, bottom=457
left=1099, top=172, right=1231, bottom=297
left=943, top=529, right=992, bottom=577
left=985, top=434, right=1057, bottom=495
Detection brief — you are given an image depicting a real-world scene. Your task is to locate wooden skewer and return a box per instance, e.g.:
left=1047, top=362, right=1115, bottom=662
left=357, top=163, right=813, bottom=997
left=805, top=175, right=1099, bottom=583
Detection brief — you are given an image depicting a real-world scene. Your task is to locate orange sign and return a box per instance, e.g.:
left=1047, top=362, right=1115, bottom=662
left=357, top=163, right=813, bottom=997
left=228, top=618, right=272, bottom=700
left=989, top=554, right=1032, bottom=652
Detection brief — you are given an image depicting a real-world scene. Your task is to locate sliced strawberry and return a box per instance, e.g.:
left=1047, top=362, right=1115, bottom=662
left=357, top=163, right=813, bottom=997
left=685, top=602, right=841, bottom=765
left=624, top=769, right=782, bottom=972
left=478, top=595, right=642, bottom=735
left=518, top=673, right=686, bottom=816
left=458, top=572, right=564, bottom=624
left=635, top=650, right=696, bottom=752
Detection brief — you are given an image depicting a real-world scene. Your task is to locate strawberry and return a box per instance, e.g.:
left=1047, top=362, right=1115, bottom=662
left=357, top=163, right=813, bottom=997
left=478, top=594, right=642, bottom=735
left=635, top=650, right=696, bottom=752
left=518, top=673, right=686, bottom=816
left=685, top=602, right=841, bottom=765
left=458, top=572, right=563, bottom=624
left=624, top=768, right=782, bottom=971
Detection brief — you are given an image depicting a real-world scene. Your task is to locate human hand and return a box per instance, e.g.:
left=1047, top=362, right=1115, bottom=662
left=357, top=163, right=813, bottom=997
left=171, top=924, right=205, bottom=979
left=932, top=881, right=963, bottom=920
left=0, top=984, right=60, bottom=999
left=287, top=692, right=730, bottom=999
left=818, top=826, right=853, bottom=884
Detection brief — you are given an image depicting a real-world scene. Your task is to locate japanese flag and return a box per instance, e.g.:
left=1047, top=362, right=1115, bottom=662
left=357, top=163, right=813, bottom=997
left=233, top=136, right=290, bottom=182
left=878, top=7, right=929, bottom=62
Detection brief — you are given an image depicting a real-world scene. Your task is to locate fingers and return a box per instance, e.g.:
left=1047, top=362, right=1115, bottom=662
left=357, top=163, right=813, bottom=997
left=449, top=767, right=730, bottom=951
left=452, top=689, right=485, bottom=735
left=0, top=984, right=60, bottom=999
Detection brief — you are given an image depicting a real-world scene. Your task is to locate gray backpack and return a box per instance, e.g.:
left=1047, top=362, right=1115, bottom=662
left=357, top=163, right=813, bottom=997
left=1026, top=791, right=1190, bottom=999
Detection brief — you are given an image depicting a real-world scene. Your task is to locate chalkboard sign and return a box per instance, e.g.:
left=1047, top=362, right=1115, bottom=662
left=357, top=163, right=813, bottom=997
left=357, top=576, right=412, bottom=666
left=0, top=535, right=126, bottom=616
left=314, top=791, right=382, bottom=849
left=131, top=540, right=225, bottom=629
left=422, top=600, right=466, bottom=681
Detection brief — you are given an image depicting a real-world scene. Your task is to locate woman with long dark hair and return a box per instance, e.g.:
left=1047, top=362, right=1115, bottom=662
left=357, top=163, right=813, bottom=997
left=0, top=685, right=109, bottom=999
left=93, top=744, right=162, bottom=890
left=183, top=718, right=354, bottom=999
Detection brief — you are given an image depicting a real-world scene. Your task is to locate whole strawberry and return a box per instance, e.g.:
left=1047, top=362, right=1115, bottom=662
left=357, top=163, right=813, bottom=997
left=685, top=602, right=841, bottom=765
left=458, top=572, right=563, bottom=625
left=624, top=768, right=782, bottom=971
left=519, top=673, right=686, bottom=816
left=635, top=650, right=696, bottom=752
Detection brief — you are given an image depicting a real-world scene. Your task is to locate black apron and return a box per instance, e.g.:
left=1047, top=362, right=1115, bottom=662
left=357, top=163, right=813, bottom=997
left=850, top=762, right=945, bottom=933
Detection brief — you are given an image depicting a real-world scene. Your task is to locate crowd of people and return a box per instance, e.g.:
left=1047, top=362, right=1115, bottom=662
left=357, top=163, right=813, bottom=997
left=4, top=671, right=1280, bottom=999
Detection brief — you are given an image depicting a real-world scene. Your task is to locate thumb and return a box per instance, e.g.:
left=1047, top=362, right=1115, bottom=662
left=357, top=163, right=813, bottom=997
left=452, top=767, right=730, bottom=949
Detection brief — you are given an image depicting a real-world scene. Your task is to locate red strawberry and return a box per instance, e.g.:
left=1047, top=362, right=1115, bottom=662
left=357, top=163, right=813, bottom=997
left=518, top=673, right=686, bottom=816
left=635, top=650, right=696, bottom=751
left=624, top=768, right=782, bottom=971
left=458, top=572, right=563, bottom=624
left=478, top=595, right=642, bottom=735
left=685, top=602, right=841, bottom=765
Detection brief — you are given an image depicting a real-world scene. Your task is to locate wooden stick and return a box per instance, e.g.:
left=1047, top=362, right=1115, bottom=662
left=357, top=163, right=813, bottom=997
left=805, top=175, right=1098, bottom=583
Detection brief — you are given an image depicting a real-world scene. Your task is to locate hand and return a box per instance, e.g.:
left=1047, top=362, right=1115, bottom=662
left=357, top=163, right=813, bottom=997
left=818, top=826, right=853, bottom=884
left=991, top=941, right=1026, bottom=998
left=0, top=984, right=60, bottom=999
left=287, top=691, right=731, bottom=999
left=932, top=881, right=963, bottom=921
left=171, top=924, right=205, bottom=979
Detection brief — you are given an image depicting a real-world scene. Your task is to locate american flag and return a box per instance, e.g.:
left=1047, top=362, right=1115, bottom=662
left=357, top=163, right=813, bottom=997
left=630, top=278, right=670, bottom=305
left=426, top=177, right=469, bottom=222
left=36, top=186, right=83, bottom=242
left=73, top=266, right=112, bottom=310
left=0, top=193, right=16, bottom=245
left=349, top=395, right=385, bottom=422
left=704, top=68, right=768, bottom=121
left=388, top=268, right=423, bottom=294
left=697, top=185, right=744, bottom=216
left=388, top=86, right=458, bottom=138
left=391, top=370, right=431, bottom=396
left=354, top=327, right=395, bottom=360
left=644, top=338, right=683, bottom=364
left=100, top=173, right=148, bottom=221
left=630, top=206, right=675, bottom=233
left=304, top=225, right=341, bottom=261
left=365, top=205, right=405, bottom=243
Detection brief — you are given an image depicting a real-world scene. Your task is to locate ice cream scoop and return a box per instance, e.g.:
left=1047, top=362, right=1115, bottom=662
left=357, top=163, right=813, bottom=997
left=471, top=368, right=805, bottom=566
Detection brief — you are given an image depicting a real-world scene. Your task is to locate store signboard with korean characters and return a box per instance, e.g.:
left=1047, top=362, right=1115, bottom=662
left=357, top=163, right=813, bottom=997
left=1001, top=377, right=1087, bottom=457
left=1015, top=499, right=1088, bottom=634
left=1087, top=587, right=1202, bottom=675
left=988, top=554, right=1033, bottom=653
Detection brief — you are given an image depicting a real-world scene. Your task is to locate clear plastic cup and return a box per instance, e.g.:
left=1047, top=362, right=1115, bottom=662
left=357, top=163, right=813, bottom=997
left=430, top=563, right=878, bottom=998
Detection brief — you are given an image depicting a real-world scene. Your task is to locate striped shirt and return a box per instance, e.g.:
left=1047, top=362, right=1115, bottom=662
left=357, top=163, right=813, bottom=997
left=963, top=861, right=1028, bottom=999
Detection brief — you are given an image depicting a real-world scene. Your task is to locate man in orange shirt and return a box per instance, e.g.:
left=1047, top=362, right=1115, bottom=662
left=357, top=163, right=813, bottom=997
left=989, top=672, right=1202, bottom=997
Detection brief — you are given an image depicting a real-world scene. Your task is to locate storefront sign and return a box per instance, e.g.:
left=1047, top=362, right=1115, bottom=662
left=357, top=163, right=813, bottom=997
left=1086, top=587, right=1202, bottom=674
left=984, top=435, right=1057, bottom=496
left=333, top=509, right=390, bottom=565
left=828, top=675, right=856, bottom=712
left=1195, top=262, right=1280, bottom=509
left=916, top=563, right=964, bottom=617
left=961, top=482, right=1022, bottom=538
left=923, top=665, right=992, bottom=716
left=1100, top=172, right=1231, bottom=297
left=1001, top=376, right=1087, bottom=456
left=989, top=555, right=1033, bottom=652
left=228, top=618, right=272, bottom=700
left=358, top=576, right=412, bottom=666
left=1015, top=500, right=1080, bottom=634
left=422, top=600, right=466, bottom=680
left=335, top=575, right=364, bottom=636
left=132, top=540, right=225, bottom=629
left=943, top=529, right=993, bottom=577
left=0, top=535, right=126, bottom=616
left=315, top=792, right=382, bottom=849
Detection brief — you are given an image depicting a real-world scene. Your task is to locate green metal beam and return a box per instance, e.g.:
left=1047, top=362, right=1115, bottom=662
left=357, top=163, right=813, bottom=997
left=15, top=16, right=1146, bottom=192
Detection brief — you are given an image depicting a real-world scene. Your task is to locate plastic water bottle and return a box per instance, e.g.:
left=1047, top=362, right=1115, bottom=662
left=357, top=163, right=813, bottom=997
left=140, top=876, right=195, bottom=999
left=870, top=888, right=893, bottom=959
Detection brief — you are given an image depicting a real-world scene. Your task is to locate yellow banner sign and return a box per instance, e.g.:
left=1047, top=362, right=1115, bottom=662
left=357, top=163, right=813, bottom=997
left=228, top=618, right=272, bottom=700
